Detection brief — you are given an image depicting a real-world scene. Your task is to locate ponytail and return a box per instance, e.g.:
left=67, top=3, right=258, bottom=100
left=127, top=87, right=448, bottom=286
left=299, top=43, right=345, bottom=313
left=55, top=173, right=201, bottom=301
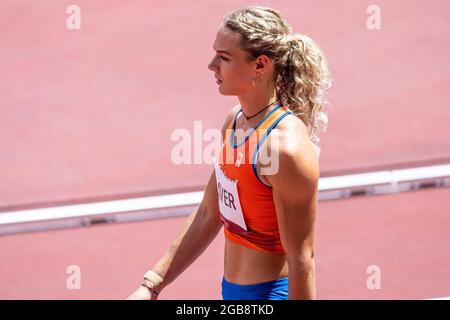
left=223, top=6, right=332, bottom=144
left=276, top=33, right=331, bottom=144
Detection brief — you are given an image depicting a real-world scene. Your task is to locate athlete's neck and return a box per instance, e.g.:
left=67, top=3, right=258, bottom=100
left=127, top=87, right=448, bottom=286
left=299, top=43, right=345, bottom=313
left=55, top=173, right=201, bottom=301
left=237, top=88, right=279, bottom=123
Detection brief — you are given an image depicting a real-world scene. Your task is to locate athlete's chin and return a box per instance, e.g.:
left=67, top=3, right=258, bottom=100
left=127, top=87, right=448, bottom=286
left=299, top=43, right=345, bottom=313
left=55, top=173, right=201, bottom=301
left=218, top=86, right=239, bottom=96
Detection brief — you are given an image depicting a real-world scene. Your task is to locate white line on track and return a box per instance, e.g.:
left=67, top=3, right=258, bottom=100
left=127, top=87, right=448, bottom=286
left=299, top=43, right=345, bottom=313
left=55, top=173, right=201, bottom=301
left=1, top=163, right=449, bottom=228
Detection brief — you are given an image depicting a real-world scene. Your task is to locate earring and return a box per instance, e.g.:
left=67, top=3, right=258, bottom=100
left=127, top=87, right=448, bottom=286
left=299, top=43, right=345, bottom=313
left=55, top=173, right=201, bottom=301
left=252, top=73, right=262, bottom=88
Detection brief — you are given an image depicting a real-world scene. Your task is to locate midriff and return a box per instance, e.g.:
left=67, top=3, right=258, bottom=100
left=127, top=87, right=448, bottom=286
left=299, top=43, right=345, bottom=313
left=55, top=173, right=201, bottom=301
left=223, top=238, right=289, bottom=285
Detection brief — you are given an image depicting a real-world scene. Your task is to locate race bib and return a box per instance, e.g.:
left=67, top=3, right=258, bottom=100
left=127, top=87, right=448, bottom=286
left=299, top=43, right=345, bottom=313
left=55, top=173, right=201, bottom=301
left=214, top=161, right=247, bottom=231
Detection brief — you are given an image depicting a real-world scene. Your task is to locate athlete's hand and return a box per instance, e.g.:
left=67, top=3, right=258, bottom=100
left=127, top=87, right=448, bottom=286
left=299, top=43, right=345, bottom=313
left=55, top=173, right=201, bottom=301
left=126, top=285, right=159, bottom=300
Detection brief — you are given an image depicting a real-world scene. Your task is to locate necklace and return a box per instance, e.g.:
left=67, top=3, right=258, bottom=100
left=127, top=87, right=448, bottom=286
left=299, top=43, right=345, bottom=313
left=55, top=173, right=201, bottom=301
left=241, top=100, right=280, bottom=120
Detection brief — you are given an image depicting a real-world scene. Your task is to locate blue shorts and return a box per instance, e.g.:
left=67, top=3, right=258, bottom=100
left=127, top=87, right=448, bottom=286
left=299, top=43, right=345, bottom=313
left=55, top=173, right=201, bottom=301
left=221, top=276, right=289, bottom=300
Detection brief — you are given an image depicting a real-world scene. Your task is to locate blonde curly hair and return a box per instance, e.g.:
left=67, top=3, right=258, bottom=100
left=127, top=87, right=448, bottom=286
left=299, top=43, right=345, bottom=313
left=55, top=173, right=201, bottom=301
left=223, top=6, right=332, bottom=144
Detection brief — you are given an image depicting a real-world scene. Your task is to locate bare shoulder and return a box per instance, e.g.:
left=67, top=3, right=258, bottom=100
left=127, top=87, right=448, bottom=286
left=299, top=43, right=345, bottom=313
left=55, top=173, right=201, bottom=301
left=221, top=104, right=241, bottom=137
left=274, top=114, right=315, bottom=158
left=265, top=114, right=319, bottom=187
left=226, top=104, right=241, bottom=126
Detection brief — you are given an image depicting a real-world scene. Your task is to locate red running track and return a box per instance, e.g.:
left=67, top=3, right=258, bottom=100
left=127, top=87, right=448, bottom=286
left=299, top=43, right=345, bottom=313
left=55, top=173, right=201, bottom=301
left=1, top=1, right=450, bottom=299
left=1, top=0, right=449, bottom=209
left=1, top=187, right=449, bottom=299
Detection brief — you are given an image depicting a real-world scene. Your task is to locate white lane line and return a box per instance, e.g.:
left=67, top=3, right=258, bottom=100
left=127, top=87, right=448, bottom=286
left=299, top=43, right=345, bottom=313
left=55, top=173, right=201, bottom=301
left=0, top=192, right=203, bottom=225
left=426, top=296, right=450, bottom=300
left=1, top=163, right=450, bottom=226
left=318, top=164, right=450, bottom=190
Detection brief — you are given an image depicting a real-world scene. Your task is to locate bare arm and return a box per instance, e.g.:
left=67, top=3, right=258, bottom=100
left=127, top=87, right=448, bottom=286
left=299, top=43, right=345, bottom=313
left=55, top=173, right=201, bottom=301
left=150, top=172, right=223, bottom=289
left=127, top=106, right=238, bottom=299
left=151, top=106, right=239, bottom=288
left=266, top=120, right=319, bottom=300
left=127, top=174, right=222, bottom=299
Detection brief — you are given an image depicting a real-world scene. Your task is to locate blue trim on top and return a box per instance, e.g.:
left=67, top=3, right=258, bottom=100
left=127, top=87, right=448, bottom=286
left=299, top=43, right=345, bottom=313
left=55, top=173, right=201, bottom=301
left=230, top=104, right=282, bottom=149
left=228, top=109, right=242, bottom=148
left=252, top=111, right=292, bottom=189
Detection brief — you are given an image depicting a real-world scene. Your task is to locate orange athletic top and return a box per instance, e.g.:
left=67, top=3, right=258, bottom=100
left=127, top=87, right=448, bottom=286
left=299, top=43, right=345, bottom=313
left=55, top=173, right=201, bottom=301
left=215, top=104, right=292, bottom=254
